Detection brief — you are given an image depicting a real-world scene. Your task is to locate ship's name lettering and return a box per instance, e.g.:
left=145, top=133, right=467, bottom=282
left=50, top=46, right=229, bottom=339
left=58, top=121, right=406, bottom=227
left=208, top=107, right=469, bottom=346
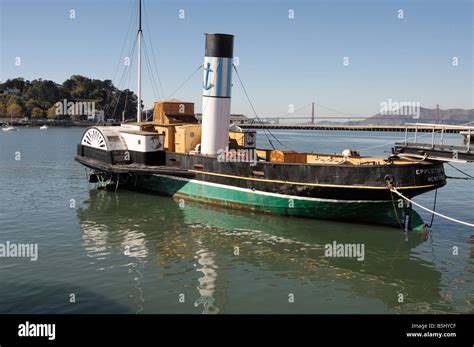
left=415, top=168, right=443, bottom=175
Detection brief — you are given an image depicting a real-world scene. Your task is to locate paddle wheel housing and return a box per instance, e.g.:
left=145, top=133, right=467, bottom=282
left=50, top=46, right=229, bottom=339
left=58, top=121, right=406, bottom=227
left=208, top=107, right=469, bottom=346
left=77, top=126, right=165, bottom=166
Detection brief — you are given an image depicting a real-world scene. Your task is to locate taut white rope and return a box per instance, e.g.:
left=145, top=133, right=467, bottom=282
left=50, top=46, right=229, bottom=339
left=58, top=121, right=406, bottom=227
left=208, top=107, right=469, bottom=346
left=390, top=187, right=474, bottom=228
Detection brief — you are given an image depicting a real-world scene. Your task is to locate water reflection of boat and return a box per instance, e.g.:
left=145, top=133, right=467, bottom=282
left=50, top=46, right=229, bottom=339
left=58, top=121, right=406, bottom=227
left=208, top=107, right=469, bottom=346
left=77, top=189, right=444, bottom=313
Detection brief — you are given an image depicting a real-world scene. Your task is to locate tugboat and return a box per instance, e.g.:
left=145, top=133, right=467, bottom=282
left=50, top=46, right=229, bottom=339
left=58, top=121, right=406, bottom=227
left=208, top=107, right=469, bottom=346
left=75, top=1, right=446, bottom=231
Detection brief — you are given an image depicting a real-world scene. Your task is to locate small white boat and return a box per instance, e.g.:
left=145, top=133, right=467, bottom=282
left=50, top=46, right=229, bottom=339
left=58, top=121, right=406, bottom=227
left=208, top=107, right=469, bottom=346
left=2, top=125, right=18, bottom=132
left=3, top=113, right=19, bottom=131
left=40, top=125, right=48, bottom=130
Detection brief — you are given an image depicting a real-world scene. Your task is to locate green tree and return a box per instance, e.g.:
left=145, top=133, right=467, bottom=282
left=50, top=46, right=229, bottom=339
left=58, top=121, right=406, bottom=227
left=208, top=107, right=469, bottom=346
left=2, top=76, right=138, bottom=120
left=110, top=89, right=138, bottom=120
left=47, top=105, right=58, bottom=119
left=26, top=99, right=42, bottom=116
left=23, top=79, right=61, bottom=107
left=31, top=107, right=44, bottom=118
left=0, top=102, right=6, bottom=118
left=7, top=103, right=23, bottom=118
left=7, top=94, right=23, bottom=106
left=0, top=78, right=29, bottom=93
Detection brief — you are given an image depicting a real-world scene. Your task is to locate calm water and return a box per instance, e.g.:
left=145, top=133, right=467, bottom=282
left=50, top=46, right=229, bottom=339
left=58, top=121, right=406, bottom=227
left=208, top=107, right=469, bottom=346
left=0, top=127, right=473, bottom=314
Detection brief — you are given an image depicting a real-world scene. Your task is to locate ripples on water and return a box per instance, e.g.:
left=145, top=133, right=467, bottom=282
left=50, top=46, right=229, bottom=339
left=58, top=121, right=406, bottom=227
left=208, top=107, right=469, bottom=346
left=0, top=128, right=472, bottom=314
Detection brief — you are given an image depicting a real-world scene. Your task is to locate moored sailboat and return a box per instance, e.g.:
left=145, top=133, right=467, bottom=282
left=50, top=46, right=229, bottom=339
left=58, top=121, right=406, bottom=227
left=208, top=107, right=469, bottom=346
left=2, top=112, right=19, bottom=131
left=2, top=125, right=18, bottom=132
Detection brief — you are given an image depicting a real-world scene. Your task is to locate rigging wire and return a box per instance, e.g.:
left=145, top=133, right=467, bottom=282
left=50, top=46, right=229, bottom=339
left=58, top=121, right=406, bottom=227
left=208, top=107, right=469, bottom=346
left=232, top=65, right=288, bottom=150
left=446, top=162, right=474, bottom=179
left=167, top=64, right=203, bottom=100
left=446, top=176, right=474, bottom=180
left=102, top=1, right=136, bottom=118
left=110, top=0, right=136, bottom=87
left=122, top=46, right=135, bottom=121
left=259, top=103, right=312, bottom=122
left=142, top=38, right=161, bottom=101
left=121, top=23, right=141, bottom=120
left=105, top=30, right=137, bottom=117
left=111, top=35, right=137, bottom=119
left=142, top=0, right=166, bottom=99
left=104, top=0, right=163, bottom=120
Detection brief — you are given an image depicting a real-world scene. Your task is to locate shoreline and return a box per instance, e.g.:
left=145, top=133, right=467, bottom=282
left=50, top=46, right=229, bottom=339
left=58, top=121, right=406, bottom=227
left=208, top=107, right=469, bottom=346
left=1, top=119, right=468, bottom=133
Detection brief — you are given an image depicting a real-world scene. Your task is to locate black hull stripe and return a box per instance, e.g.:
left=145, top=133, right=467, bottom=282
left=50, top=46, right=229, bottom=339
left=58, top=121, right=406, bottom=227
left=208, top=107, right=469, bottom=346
left=181, top=171, right=444, bottom=201
left=187, top=169, right=439, bottom=190
left=202, top=95, right=231, bottom=99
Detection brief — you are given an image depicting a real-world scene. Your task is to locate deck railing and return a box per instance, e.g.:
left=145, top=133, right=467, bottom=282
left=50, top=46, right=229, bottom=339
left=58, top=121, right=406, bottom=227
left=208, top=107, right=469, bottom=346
left=403, top=123, right=474, bottom=152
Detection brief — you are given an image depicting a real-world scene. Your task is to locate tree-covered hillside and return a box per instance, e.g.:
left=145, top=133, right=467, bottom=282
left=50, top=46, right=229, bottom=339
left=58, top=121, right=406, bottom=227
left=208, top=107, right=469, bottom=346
left=0, top=76, right=139, bottom=120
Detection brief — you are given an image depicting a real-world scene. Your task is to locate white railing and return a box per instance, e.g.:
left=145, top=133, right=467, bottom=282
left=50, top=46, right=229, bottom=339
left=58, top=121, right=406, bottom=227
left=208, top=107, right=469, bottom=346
left=403, top=123, right=474, bottom=152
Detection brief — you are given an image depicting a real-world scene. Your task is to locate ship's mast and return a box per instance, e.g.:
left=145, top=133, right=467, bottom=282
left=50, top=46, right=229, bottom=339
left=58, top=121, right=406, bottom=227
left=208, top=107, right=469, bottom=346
left=137, top=0, right=142, bottom=122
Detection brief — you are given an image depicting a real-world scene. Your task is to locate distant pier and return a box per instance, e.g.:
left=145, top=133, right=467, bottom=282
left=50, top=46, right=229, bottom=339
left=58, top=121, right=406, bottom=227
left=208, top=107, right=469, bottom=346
left=393, top=123, right=474, bottom=162
left=238, top=123, right=466, bottom=133
left=2, top=117, right=470, bottom=134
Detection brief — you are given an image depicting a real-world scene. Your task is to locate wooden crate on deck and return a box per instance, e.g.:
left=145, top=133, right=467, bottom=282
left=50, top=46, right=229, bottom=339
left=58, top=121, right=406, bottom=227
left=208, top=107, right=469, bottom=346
left=228, top=130, right=256, bottom=149
left=174, top=124, right=202, bottom=153
left=154, top=99, right=195, bottom=124
left=154, top=124, right=177, bottom=152
left=270, top=150, right=307, bottom=163
left=256, top=149, right=271, bottom=161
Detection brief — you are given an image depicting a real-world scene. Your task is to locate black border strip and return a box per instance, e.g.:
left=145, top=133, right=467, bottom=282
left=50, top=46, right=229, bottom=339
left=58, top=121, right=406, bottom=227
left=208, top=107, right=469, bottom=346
left=0, top=314, right=472, bottom=345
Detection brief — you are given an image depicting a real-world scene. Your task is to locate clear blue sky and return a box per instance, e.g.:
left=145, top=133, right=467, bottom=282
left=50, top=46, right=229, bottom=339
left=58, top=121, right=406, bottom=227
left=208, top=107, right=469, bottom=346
left=1, top=0, right=472, bottom=118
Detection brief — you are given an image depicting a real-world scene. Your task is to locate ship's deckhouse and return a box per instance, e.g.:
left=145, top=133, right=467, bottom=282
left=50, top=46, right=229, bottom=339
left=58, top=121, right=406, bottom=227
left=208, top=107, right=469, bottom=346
left=78, top=126, right=165, bottom=166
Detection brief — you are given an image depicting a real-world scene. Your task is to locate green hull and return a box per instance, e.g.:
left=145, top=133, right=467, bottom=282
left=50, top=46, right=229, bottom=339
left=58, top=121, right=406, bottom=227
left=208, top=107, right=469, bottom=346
left=135, top=174, right=427, bottom=231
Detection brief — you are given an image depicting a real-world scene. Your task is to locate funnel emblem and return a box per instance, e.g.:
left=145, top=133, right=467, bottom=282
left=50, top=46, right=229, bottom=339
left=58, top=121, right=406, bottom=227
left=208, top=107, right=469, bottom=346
left=203, top=62, right=214, bottom=91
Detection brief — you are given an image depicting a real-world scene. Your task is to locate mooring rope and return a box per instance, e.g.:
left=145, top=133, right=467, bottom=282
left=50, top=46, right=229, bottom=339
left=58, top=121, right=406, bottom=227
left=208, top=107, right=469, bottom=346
left=428, top=189, right=437, bottom=228
left=446, top=176, right=474, bottom=180
left=389, top=189, right=405, bottom=231
left=446, top=162, right=474, bottom=179
left=390, top=187, right=474, bottom=228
